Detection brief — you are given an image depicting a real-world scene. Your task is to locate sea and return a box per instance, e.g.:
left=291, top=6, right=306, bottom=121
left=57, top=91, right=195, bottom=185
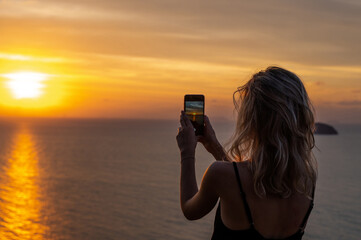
left=0, top=118, right=359, bottom=240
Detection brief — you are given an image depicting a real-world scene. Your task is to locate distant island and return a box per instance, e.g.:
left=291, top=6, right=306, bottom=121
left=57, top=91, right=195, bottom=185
left=315, top=122, right=338, bottom=135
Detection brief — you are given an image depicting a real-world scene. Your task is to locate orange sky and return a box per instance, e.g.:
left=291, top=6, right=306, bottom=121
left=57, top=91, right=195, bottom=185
left=0, top=0, right=360, bottom=123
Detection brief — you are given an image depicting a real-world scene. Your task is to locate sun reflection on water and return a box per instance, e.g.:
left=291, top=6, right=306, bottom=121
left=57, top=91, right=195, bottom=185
left=0, top=127, right=47, bottom=240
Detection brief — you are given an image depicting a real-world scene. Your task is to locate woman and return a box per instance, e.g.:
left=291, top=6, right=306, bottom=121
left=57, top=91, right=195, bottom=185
left=176, top=66, right=317, bottom=240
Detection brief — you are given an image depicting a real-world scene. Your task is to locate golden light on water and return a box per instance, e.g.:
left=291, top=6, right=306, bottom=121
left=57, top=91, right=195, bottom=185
left=0, top=128, right=47, bottom=240
left=3, top=72, right=48, bottom=99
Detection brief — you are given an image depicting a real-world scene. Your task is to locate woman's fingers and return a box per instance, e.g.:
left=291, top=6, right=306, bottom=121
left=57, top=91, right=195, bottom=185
left=180, top=117, right=186, bottom=128
left=204, top=115, right=215, bottom=134
left=180, top=111, right=188, bottom=128
left=182, top=111, right=193, bottom=127
left=180, top=111, right=194, bottom=129
left=204, top=115, right=211, bottom=126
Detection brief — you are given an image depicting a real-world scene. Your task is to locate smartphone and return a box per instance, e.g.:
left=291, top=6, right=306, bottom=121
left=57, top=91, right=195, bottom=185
left=184, top=94, right=204, bottom=136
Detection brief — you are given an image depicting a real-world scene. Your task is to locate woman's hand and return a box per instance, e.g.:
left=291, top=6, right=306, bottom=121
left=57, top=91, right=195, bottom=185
left=176, top=111, right=197, bottom=159
left=197, top=116, right=228, bottom=161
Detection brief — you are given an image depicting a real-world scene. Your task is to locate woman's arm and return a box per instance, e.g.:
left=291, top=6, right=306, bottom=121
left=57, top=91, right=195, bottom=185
left=180, top=160, right=220, bottom=220
left=207, top=140, right=230, bottom=161
left=177, top=112, right=219, bottom=220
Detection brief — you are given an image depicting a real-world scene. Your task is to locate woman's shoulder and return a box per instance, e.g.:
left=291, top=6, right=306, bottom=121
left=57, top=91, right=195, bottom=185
left=206, top=160, right=232, bottom=175
left=206, top=161, right=252, bottom=186
left=207, top=160, right=250, bottom=174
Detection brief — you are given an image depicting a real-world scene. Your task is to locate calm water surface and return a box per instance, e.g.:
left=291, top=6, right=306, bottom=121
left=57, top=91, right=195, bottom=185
left=0, top=119, right=359, bottom=240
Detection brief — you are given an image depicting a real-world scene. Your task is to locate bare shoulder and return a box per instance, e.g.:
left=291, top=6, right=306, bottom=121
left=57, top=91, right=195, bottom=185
left=206, top=161, right=234, bottom=176
left=202, top=161, right=233, bottom=186
left=204, top=161, right=242, bottom=193
left=206, top=161, right=250, bottom=178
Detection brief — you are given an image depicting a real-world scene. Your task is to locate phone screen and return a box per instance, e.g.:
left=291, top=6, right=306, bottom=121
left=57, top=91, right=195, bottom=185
left=184, top=95, right=204, bottom=136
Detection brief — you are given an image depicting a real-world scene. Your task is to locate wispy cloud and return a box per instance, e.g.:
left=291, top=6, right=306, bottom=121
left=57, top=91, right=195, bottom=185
left=0, top=53, right=72, bottom=63
left=337, top=100, right=361, bottom=106
left=1, top=0, right=360, bottom=66
left=0, top=1, right=138, bottom=21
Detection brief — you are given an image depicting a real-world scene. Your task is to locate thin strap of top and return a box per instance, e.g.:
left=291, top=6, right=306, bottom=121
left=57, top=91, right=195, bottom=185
left=232, top=162, right=254, bottom=228
left=232, top=161, right=315, bottom=233
left=299, top=186, right=315, bottom=232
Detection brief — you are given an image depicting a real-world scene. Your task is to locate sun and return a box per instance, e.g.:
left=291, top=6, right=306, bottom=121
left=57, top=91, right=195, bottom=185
left=3, top=72, right=48, bottom=99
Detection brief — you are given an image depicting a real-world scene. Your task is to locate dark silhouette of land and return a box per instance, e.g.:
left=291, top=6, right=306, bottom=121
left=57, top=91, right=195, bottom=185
left=315, top=122, right=338, bottom=135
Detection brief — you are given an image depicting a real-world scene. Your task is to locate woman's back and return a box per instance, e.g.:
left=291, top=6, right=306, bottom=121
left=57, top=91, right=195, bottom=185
left=213, top=161, right=313, bottom=239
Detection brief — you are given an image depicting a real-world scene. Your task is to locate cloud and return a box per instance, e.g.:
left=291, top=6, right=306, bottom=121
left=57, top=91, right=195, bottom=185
left=0, top=53, right=73, bottom=63
left=0, top=0, right=137, bottom=21
left=313, top=81, right=325, bottom=86
left=337, top=100, right=361, bottom=106
left=1, top=0, right=360, bottom=66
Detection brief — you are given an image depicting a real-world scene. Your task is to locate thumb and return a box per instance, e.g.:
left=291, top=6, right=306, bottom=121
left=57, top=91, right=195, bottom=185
left=204, top=115, right=212, bottom=126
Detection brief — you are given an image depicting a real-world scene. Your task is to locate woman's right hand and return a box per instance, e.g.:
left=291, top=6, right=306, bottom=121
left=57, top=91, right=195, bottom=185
left=197, top=116, right=228, bottom=161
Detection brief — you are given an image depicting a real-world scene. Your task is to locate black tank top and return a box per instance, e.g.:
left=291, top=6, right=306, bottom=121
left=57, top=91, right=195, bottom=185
left=211, top=162, right=315, bottom=240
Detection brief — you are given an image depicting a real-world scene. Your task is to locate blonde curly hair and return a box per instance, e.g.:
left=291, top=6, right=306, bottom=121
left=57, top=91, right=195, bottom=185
left=228, top=66, right=317, bottom=198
